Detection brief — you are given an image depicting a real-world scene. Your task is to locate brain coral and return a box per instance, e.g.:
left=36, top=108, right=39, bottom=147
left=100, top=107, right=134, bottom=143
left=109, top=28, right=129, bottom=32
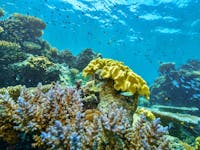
left=83, top=58, right=150, bottom=99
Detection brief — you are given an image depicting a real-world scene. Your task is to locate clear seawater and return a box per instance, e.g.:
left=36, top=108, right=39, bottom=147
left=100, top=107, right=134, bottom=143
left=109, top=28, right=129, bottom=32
left=1, top=0, right=200, bottom=84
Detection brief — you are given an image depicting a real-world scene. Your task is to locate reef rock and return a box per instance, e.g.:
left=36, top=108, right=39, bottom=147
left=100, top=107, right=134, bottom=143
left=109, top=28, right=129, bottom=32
left=150, top=60, right=200, bottom=109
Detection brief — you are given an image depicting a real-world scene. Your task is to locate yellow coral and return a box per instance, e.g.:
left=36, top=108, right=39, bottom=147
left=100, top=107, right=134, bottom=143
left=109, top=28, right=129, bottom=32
left=195, top=136, right=200, bottom=150
left=83, top=58, right=150, bottom=99
left=136, top=107, right=155, bottom=121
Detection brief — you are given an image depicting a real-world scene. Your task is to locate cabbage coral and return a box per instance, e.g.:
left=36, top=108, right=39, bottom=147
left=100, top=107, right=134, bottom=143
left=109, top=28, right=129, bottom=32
left=83, top=58, right=150, bottom=99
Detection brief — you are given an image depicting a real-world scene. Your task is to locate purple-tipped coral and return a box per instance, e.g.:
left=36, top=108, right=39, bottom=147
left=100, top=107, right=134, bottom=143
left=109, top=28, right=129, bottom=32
left=0, top=83, right=170, bottom=149
left=125, top=115, right=169, bottom=150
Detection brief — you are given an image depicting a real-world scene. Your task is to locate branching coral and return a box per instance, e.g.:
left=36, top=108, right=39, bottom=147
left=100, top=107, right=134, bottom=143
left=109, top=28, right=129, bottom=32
left=126, top=115, right=169, bottom=150
left=0, top=92, right=19, bottom=144
left=83, top=58, right=150, bottom=99
left=0, top=83, right=170, bottom=149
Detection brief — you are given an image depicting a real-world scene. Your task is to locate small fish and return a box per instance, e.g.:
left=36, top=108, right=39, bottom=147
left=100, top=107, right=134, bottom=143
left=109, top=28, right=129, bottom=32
left=120, top=92, right=133, bottom=97
left=168, top=122, right=174, bottom=129
left=0, top=26, right=4, bottom=33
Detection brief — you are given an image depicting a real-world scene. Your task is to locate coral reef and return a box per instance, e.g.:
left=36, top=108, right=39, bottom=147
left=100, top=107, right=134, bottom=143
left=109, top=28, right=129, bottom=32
left=0, top=13, right=45, bottom=43
left=0, top=40, right=26, bottom=64
left=0, top=12, right=98, bottom=88
left=12, top=55, right=61, bottom=87
left=82, top=58, right=150, bottom=122
left=144, top=105, right=200, bottom=146
left=0, top=83, right=170, bottom=149
left=46, top=48, right=76, bottom=67
left=150, top=60, right=200, bottom=109
left=75, top=48, right=100, bottom=70
left=0, top=40, right=27, bottom=87
left=83, top=58, right=150, bottom=99
left=136, top=107, right=156, bottom=121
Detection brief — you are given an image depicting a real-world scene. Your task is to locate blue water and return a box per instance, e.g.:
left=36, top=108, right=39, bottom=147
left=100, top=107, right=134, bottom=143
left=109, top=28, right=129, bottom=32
left=1, top=0, right=200, bottom=84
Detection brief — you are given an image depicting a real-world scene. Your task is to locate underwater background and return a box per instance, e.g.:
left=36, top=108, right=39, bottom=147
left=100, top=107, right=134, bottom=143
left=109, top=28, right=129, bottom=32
left=1, top=0, right=200, bottom=83
left=0, top=0, right=200, bottom=150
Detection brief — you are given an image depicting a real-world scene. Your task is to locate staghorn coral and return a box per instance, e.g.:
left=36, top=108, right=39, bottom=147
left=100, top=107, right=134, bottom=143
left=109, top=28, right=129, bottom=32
left=0, top=85, right=22, bottom=101
left=83, top=58, right=150, bottom=99
left=0, top=83, right=170, bottom=149
left=0, top=92, right=19, bottom=144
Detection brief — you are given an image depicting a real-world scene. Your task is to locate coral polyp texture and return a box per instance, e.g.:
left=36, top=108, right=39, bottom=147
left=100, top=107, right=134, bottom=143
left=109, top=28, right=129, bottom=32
left=83, top=58, right=150, bottom=99
left=0, top=83, right=171, bottom=149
